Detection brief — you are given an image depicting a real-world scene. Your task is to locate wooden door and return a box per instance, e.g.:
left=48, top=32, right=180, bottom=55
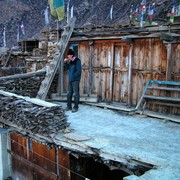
left=113, top=44, right=130, bottom=103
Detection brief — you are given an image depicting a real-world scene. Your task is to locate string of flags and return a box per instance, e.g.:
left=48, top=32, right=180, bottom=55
left=129, top=1, right=180, bottom=26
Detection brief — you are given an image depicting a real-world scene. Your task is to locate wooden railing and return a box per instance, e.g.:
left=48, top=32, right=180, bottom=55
left=135, top=80, right=180, bottom=112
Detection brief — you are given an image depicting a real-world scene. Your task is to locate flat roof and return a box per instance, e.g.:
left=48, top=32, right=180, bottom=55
left=0, top=89, right=179, bottom=179
left=54, top=102, right=180, bottom=180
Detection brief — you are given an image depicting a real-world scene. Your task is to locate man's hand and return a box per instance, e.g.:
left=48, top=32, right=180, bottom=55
left=64, top=58, right=69, bottom=62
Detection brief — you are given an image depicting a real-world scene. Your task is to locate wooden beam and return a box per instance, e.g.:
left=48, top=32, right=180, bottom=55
left=127, top=43, right=133, bottom=106
left=148, top=86, right=180, bottom=91
left=0, top=90, right=58, bottom=107
left=143, top=95, right=180, bottom=102
left=11, top=152, right=57, bottom=179
left=110, top=42, right=114, bottom=101
left=89, top=41, right=94, bottom=94
left=166, top=44, right=173, bottom=81
left=160, top=33, right=174, bottom=42
left=50, top=93, right=98, bottom=103
left=0, top=69, right=46, bottom=81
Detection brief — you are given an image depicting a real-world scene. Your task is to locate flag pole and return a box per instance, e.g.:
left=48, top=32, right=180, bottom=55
left=67, top=0, right=70, bottom=24
left=3, top=26, right=6, bottom=47
left=17, top=24, right=20, bottom=43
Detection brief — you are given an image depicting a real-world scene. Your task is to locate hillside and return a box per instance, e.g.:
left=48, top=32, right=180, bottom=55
left=0, top=0, right=178, bottom=47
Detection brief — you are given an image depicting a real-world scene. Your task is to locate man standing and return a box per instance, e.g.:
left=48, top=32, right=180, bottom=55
left=64, top=49, right=82, bottom=112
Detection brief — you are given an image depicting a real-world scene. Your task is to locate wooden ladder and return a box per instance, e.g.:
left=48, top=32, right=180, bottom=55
left=36, top=18, right=76, bottom=100
left=135, top=80, right=180, bottom=112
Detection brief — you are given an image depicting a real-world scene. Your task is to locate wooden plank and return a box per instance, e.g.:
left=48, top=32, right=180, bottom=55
left=11, top=152, right=57, bottom=179
left=32, top=141, right=51, bottom=170
left=154, top=102, right=180, bottom=108
left=58, top=149, right=70, bottom=180
left=0, top=69, right=46, bottom=81
left=172, top=44, right=180, bottom=73
left=89, top=41, right=93, bottom=94
left=148, top=86, right=180, bottom=91
left=143, top=95, right=180, bottom=102
left=135, top=80, right=151, bottom=109
left=166, top=43, right=173, bottom=81
left=4, top=49, right=12, bottom=67
left=85, top=102, right=135, bottom=112
left=128, top=43, right=133, bottom=106
left=11, top=134, right=27, bottom=159
left=149, top=80, right=180, bottom=86
left=50, top=93, right=98, bottom=102
left=140, top=110, right=180, bottom=123
left=0, top=90, right=58, bottom=107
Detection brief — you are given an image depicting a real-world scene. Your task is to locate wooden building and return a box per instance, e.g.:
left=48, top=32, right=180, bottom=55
left=0, top=1, right=179, bottom=179
left=38, top=23, right=180, bottom=116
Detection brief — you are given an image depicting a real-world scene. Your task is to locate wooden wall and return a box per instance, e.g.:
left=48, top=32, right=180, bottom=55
left=132, top=38, right=167, bottom=105
left=79, top=41, right=90, bottom=95
left=62, top=37, right=180, bottom=115
left=9, top=134, right=133, bottom=180
left=10, top=134, right=70, bottom=180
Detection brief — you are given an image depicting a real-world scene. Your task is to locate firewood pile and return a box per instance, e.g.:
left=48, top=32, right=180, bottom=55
left=47, top=41, right=57, bottom=59
left=0, top=75, right=45, bottom=98
left=0, top=95, right=69, bottom=137
left=25, top=57, right=48, bottom=72
left=49, top=29, right=58, bottom=41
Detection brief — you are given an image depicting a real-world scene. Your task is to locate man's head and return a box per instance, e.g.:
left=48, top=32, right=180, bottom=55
left=67, top=49, right=75, bottom=58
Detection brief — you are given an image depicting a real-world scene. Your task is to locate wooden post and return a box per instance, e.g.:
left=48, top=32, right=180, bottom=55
left=110, top=43, right=115, bottom=102
left=127, top=43, right=133, bottom=107
left=89, top=41, right=94, bottom=95
left=25, top=41, right=27, bottom=53
left=56, top=147, right=60, bottom=180
left=166, top=43, right=173, bottom=81
left=56, top=59, right=64, bottom=96
left=0, top=129, right=11, bottom=179
left=57, top=21, right=59, bottom=42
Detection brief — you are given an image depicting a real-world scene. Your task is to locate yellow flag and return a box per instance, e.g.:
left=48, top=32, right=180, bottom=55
left=48, top=0, right=64, bottom=21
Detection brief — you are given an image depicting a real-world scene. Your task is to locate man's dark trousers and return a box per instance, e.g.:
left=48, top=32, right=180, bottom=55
left=67, top=81, right=80, bottom=109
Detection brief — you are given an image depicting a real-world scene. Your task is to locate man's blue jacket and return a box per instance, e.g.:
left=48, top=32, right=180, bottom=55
left=65, top=57, right=82, bottom=82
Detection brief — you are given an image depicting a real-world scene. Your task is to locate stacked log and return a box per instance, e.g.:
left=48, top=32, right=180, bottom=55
left=47, top=41, right=57, bottom=60
left=0, top=72, right=45, bottom=98
left=32, top=48, right=47, bottom=57
left=49, top=29, right=58, bottom=41
left=0, top=95, right=69, bottom=137
left=40, top=30, right=49, bottom=41
left=25, top=57, right=48, bottom=72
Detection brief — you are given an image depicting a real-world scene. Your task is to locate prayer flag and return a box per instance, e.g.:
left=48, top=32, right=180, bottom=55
left=135, top=5, right=139, bottom=21
left=140, top=0, right=146, bottom=27
left=130, top=5, right=133, bottom=21
left=170, top=5, right=175, bottom=23
left=20, top=22, right=25, bottom=35
left=148, top=4, right=155, bottom=25
left=48, top=0, right=64, bottom=21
